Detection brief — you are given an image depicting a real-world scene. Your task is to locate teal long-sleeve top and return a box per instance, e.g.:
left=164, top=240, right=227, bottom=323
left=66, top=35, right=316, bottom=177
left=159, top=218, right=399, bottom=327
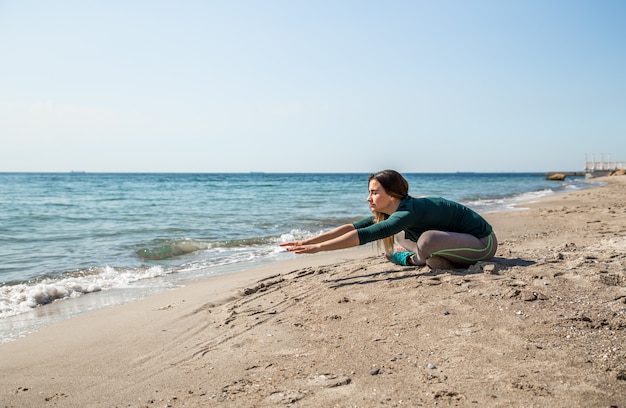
left=353, top=196, right=493, bottom=245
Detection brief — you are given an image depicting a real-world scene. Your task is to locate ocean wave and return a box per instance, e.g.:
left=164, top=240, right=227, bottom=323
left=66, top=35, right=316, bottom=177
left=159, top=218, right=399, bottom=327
left=466, top=188, right=556, bottom=213
left=0, top=230, right=320, bottom=320
left=136, top=236, right=292, bottom=261
left=137, top=239, right=209, bottom=260
left=509, top=188, right=556, bottom=202
left=216, top=236, right=282, bottom=248
left=0, top=265, right=167, bottom=318
left=278, top=229, right=318, bottom=243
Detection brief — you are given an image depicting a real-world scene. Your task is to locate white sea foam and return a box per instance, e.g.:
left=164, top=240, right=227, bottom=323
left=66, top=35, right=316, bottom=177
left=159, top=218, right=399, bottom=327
left=509, top=188, right=555, bottom=202
left=0, top=266, right=166, bottom=318
left=466, top=189, right=556, bottom=213
left=278, top=229, right=315, bottom=243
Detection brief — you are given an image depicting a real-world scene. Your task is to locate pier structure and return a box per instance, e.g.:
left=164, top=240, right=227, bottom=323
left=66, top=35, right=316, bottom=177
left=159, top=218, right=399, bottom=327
left=546, top=154, right=624, bottom=180
left=584, top=154, right=625, bottom=177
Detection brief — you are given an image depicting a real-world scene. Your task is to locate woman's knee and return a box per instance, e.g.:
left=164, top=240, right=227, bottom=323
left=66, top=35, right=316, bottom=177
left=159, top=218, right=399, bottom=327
left=416, top=230, right=441, bottom=261
left=416, top=230, right=441, bottom=253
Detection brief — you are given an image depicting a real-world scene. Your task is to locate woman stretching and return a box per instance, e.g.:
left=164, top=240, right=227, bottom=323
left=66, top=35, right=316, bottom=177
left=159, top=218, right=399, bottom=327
left=281, top=170, right=497, bottom=269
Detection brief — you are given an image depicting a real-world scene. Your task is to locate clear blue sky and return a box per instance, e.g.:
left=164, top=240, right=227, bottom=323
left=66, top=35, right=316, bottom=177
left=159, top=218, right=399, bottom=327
left=1, top=1, right=624, bottom=173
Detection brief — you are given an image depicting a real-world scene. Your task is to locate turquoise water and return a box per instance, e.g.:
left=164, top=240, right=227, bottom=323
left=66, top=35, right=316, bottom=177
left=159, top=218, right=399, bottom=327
left=0, top=172, right=595, bottom=341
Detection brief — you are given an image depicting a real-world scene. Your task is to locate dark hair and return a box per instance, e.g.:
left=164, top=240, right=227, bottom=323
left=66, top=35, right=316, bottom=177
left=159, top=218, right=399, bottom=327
left=369, top=170, right=409, bottom=199
left=368, top=170, right=409, bottom=254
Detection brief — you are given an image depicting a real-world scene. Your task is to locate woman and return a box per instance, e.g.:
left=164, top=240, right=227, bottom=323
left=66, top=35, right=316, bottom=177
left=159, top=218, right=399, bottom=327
left=281, top=170, right=497, bottom=269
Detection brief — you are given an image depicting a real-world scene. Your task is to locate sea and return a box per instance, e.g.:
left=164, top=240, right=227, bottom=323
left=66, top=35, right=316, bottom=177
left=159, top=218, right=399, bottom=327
left=0, top=172, right=598, bottom=342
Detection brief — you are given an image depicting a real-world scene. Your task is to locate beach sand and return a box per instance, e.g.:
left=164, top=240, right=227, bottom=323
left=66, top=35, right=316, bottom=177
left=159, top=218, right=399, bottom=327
left=2, top=177, right=626, bottom=407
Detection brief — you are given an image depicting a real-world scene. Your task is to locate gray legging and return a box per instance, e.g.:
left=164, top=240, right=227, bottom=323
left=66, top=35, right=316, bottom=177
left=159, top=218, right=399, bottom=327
left=395, top=230, right=498, bottom=266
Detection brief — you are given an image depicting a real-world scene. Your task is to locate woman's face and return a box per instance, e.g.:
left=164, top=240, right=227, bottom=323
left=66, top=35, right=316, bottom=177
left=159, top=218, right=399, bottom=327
left=367, top=178, right=398, bottom=215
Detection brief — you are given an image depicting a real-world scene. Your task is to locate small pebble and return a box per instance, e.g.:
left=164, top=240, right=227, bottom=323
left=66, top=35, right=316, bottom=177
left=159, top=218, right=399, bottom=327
left=370, top=368, right=380, bottom=375
left=427, top=363, right=437, bottom=370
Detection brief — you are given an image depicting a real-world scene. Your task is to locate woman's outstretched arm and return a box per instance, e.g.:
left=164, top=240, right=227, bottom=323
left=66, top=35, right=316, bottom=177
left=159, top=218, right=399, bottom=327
left=280, top=224, right=360, bottom=254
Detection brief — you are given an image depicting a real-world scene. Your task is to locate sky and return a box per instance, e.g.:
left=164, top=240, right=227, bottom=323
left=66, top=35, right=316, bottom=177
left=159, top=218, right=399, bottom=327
left=0, top=1, right=624, bottom=173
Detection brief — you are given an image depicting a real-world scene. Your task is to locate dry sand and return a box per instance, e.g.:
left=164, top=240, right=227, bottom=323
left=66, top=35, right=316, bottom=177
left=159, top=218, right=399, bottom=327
left=2, top=176, right=626, bottom=408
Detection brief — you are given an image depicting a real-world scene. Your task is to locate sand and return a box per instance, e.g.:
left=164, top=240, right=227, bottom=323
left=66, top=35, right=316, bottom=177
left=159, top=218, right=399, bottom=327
left=1, top=176, right=626, bottom=407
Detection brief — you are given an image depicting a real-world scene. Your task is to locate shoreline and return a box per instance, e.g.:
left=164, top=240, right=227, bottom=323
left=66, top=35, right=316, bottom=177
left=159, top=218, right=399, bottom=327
left=0, top=174, right=600, bottom=343
left=1, top=176, right=625, bottom=407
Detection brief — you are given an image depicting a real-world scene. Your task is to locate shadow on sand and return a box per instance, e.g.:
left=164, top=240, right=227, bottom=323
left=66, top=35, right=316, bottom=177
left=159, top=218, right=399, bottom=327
left=326, top=256, right=536, bottom=289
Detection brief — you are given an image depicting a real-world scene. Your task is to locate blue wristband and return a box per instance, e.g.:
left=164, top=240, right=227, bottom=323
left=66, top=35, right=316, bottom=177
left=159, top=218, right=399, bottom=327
left=386, top=251, right=415, bottom=266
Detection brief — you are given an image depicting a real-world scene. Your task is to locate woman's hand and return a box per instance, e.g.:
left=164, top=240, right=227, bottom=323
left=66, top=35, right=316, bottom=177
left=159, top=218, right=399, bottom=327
left=280, top=242, right=321, bottom=254
left=279, top=241, right=303, bottom=248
